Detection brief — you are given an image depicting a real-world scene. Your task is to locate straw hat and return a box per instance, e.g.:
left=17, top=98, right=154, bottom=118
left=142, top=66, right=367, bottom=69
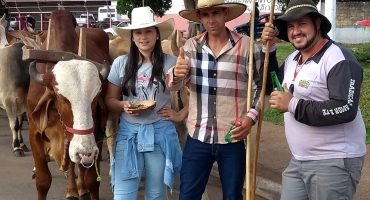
left=179, top=0, right=246, bottom=23
left=113, top=7, right=174, bottom=41
left=274, top=0, right=332, bottom=42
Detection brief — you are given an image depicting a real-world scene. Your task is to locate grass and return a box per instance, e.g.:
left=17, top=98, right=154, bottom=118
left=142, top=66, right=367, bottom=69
left=261, top=42, right=370, bottom=142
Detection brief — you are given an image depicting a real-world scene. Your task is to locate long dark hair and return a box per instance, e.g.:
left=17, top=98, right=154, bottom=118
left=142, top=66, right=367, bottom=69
left=121, top=26, right=166, bottom=97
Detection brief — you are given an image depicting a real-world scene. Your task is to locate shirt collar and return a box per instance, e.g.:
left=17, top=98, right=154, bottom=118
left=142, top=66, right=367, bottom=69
left=293, top=39, right=333, bottom=64
left=195, top=28, right=243, bottom=48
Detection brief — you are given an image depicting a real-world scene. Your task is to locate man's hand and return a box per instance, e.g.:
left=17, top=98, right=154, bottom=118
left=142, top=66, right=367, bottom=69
left=230, top=117, right=254, bottom=141
left=261, top=22, right=279, bottom=46
left=157, top=106, right=182, bottom=122
left=270, top=84, right=293, bottom=112
left=173, top=47, right=189, bottom=78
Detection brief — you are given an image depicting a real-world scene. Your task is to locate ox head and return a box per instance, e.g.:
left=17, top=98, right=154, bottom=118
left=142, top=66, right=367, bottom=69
left=29, top=59, right=110, bottom=167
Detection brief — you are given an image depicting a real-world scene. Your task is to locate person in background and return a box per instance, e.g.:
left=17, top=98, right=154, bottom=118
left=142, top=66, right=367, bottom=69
left=261, top=0, right=366, bottom=199
left=105, top=6, right=182, bottom=200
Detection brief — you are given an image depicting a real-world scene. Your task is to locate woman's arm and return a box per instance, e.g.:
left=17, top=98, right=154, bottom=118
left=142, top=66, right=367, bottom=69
left=104, top=82, right=137, bottom=116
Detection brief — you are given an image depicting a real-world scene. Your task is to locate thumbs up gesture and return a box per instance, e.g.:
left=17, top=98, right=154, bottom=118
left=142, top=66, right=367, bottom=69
left=174, top=47, right=190, bottom=78
left=269, top=83, right=293, bottom=113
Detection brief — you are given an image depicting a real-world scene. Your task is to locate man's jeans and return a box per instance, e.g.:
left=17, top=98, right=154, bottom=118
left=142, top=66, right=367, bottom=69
left=179, top=135, right=246, bottom=200
left=281, top=156, right=364, bottom=200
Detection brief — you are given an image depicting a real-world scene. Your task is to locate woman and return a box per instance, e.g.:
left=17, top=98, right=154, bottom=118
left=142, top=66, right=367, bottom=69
left=105, top=6, right=182, bottom=200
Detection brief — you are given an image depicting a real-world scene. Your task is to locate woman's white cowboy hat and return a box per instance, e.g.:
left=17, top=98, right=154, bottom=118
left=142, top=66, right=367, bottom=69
left=179, top=0, right=246, bottom=23
left=112, top=6, right=174, bottom=41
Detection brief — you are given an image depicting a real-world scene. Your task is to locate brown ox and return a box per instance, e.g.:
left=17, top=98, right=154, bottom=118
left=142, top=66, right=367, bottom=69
left=27, top=10, right=110, bottom=200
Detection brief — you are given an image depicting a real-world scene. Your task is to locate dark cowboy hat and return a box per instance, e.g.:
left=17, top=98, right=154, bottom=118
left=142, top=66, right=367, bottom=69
left=274, top=0, right=331, bottom=42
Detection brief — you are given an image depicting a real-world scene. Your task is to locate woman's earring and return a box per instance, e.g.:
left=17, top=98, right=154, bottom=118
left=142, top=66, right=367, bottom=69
left=157, top=37, right=159, bottom=40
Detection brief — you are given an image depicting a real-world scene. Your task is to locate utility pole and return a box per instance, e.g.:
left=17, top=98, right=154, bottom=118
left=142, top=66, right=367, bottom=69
left=325, top=0, right=336, bottom=40
left=142, top=0, right=144, bottom=6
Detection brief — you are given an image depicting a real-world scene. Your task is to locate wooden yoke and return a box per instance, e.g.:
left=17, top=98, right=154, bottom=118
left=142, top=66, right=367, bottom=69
left=22, top=20, right=104, bottom=71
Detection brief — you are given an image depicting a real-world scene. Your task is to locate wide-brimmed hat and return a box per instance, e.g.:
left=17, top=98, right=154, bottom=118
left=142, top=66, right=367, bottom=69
left=274, top=0, right=331, bottom=42
left=113, top=6, right=174, bottom=41
left=179, top=0, right=246, bottom=23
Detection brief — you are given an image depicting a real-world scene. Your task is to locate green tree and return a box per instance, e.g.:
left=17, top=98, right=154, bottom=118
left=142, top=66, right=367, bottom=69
left=277, top=0, right=321, bottom=12
left=116, top=0, right=172, bottom=19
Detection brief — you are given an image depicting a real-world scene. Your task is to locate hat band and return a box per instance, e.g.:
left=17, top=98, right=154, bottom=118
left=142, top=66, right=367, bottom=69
left=285, top=4, right=317, bottom=14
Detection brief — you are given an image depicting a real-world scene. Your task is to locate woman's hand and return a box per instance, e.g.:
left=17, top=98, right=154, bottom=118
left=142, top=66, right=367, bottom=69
left=157, top=106, right=182, bottom=122
left=122, top=101, right=138, bottom=116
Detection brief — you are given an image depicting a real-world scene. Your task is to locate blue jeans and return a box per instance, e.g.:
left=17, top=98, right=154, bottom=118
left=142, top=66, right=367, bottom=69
left=179, top=135, right=246, bottom=200
left=113, top=140, right=166, bottom=200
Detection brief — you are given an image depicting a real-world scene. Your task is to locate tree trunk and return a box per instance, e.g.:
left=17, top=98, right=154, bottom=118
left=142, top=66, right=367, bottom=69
left=183, top=0, right=200, bottom=38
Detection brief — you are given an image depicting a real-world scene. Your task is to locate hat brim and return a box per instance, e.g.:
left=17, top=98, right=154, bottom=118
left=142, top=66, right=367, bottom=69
left=179, top=3, right=246, bottom=23
left=112, top=18, right=174, bottom=41
left=274, top=9, right=332, bottom=42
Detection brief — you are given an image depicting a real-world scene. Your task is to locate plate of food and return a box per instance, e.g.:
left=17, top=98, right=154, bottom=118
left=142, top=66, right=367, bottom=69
left=126, top=100, right=156, bottom=114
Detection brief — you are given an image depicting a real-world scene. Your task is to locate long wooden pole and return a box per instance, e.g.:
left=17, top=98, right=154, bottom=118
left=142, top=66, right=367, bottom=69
left=251, top=0, right=276, bottom=199
left=246, top=0, right=257, bottom=199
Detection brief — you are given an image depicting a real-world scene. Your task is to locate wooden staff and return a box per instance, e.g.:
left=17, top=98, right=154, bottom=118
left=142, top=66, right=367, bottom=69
left=251, top=0, right=276, bottom=199
left=246, top=0, right=257, bottom=199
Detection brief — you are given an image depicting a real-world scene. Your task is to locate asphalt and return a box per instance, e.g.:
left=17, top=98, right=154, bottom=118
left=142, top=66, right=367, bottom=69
left=215, top=121, right=370, bottom=200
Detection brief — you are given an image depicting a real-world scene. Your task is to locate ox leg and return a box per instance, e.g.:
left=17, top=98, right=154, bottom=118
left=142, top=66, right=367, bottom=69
left=105, top=112, right=119, bottom=177
left=17, top=114, right=30, bottom=152
left=31, top=133, right=52, bottom=200
left=66, top=162, right=79, bottom=199
left=7, top=113, right=25, bottom=157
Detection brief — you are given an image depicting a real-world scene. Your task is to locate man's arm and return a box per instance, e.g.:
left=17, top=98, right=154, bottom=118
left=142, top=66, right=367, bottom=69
left=290, top=60, right=362, bottom=126
left=166, top=45, right=190, bottom=91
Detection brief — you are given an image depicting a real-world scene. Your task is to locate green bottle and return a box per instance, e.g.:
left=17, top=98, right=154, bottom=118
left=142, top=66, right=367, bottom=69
left=271, top=71, right=283, bottom=91
left=225, top=125, right=237, bottom=143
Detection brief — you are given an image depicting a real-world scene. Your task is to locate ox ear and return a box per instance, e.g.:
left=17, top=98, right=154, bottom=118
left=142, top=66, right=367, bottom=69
left=31, top=89, right=55, bottom=133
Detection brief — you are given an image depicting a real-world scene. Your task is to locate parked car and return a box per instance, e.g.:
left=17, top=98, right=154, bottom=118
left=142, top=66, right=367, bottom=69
left=9, top=16, right=19, bottom=30
left=354, top=19, right=370, bottom=27
left=233, top=13, right=283, bottom=38
left=97, top=18, right=121, bottom=29
left=104, top=21, right=130, bottom=37
left=76, top=14, right=97, bottom=28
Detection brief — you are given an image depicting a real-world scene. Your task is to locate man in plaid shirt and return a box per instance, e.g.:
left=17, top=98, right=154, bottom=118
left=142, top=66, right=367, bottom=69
left=166, top=0, right=278, bottom=199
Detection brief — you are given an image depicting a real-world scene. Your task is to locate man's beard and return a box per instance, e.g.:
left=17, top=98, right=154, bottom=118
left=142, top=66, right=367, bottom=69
left=292, top=28, right=318, bottom=51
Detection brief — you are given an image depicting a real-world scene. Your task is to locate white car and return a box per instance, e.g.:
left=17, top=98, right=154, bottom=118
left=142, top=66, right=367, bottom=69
left=104, top=21, right=129, bottom=37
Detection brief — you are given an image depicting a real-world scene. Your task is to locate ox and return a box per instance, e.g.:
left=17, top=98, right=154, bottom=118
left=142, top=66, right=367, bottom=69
left=0, top=14, right=31, bottom=156
left=27, top=10, right=110, bottom=200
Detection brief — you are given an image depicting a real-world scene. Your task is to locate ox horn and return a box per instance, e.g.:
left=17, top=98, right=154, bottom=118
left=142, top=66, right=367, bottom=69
left=0, top=14, right=5, bottom=23
left=29, top=60, right=45, bottom=86
left=170, top=31, right=180, bottom=56
left=100, top=60, right=110, bottom=80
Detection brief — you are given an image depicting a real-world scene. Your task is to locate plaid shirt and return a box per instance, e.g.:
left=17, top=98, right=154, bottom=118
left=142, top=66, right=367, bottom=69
left=167, top=30, right=264, bottom=144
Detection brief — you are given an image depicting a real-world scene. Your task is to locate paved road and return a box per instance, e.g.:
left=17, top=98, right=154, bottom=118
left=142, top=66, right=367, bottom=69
left=0, top=109, right=265, bottom=200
